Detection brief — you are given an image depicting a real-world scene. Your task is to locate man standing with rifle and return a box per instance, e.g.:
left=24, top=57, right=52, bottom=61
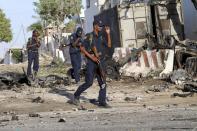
left=71, top=20, right=112, bottom=108
left=26, top=29, right=41, bottom=80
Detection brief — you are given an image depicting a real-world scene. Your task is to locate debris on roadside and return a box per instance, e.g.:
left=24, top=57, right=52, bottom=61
left=29, top=113, right=40, bottom=117
left=72, top=108, right=78, bottom=112
left=145, top=84, right=169, bottom=93
left=171, top=82, right=197, bottom=98
left=11, top=115, right=19, bottom=121
left=32, top=96, right=44, bottom=103
left=124, top=97, right=137, bottom=102
left=78, top=105, right=87, bottom=111
left=0, top=119, right=10, bottom=123
left=0, top=72, right=71, bottom=91
left=171, top=92, right=194, bottom=98
left=38, top=75, right=70, bottom=88
left=58, top=118, right=66, bottom=123
left=170, top=69, right=192, bottom=85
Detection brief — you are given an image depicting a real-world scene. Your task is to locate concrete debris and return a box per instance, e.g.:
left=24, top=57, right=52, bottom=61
left=170, top=69, right=192, bottom=85
left=78, top=105, right=87, bottom=111
left=29, top=113, right=40, bottom=117
left=58, top=118, right=66, bottom=123
left=0, top=72, right=29, bottom=90
left=32, top=96, right=44, bottom=103
left=0, top=119, right=10, bottom=123
left=159, top=50, right=175, bottom=78
left=183, top=83, right=197, bottom=93
left=172, top=82, right=197, bottom=97
left=113, top=47, right=166, bottom=78
left=0, top=73, right=70, bottom=90
left=172, top=92, right=194, bottom=98
left=39, top=75, right=70, bottom=88
left=88, top=109, right=95, bottom=112
left=146, top=84, right=169, bottom=92
left=11, top=115, right=19, bottom=121
left=72, top=108, right=78, bottom=112
left=124, top=97, right=137, bottom=102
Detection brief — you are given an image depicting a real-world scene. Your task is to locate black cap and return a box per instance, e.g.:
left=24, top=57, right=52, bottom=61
left=76, top=27, right=83, bottom=37
left=33, top=29, right=38, bottom=33
left=93, top=20, right=103, bottom=27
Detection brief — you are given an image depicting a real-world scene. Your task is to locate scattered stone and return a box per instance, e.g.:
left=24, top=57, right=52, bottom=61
left=146, top=84, right=169, bottom=92
left=172, top=104, right=178, bottom=106
left=29, top=113, right=40, bottom=117
left=0, top=72, right=70, bottom=90
left=143, top=104, right=146, bottom=108
left=189, top=104, right=197, bottom=107
left=32, top=96, right=44, bottom=103
left=0, top=119, right=10, bottom=123
left=11, top=115, right=19, bottom=121
left=171, top=92, right=194, bottom=98
left=78, top=105, right=87, bottom=111
left=88, top=109, right=95, bottom=112
left=3, top=112, right=9, bottom=115
left=166, top=105, right=170, bottom=108
left=72, top=108, right=78, bottom=111
left=124, top=97, right=137, bottom=102
left=58, top=118, right=66, bottom=123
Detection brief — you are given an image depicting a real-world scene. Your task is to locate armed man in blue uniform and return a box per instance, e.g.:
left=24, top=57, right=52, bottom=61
left=71, top=20, right=112, bottom=108
left=69, top=27, right=83, bottom=84
left=26, top=29, right=41, bottom=80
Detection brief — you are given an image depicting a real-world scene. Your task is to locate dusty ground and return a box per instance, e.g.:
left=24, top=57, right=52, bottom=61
left=0, top=59, right=197, bottom=131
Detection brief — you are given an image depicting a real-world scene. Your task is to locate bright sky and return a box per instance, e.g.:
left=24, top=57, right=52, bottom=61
left=0, top=0, right=86, bottom=58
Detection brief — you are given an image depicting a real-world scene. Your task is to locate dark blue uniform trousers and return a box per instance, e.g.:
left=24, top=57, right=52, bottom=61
left=74, top=59, right=106, bottom=104
left=70, top=52, right=81, bottom=83
left=27, top=51, right=39, bottom=76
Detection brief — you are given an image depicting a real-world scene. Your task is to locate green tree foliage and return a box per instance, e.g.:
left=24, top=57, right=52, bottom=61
left=64, top=20, right=76, bottom=33
left=0, top=9, right=12, bottom=42
left=11, top=49, right=22, bottom=63
left=28, top=21, right=44, bottom=36
left=34, top=0, right=82, bottom=24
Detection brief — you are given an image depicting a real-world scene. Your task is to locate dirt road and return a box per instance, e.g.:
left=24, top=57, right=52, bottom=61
left=0, top=63, right=197, bottom=131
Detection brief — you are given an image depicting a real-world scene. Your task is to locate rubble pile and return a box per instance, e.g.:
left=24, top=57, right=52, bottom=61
left=170, top=69, right=192, bottom=85
left=110, top=35, right=197, bottom=83
left=0, top=72, right=70, bottom=90
left=0, top=72, right=29, bottom=90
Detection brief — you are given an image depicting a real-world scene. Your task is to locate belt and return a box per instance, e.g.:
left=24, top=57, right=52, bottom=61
left=28, top=50, right=38, bottom=53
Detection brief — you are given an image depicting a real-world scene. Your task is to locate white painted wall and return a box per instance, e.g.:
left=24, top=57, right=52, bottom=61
left=182, top=0, right=197, bottom=40
left=84, top=0, right=100, bottom=33
left=3, top=50, right=17, bottom=65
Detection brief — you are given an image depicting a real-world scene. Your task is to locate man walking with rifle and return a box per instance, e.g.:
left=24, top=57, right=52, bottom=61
left=69, top=27, right=83, bottom=84
left=71, top=20, right=112, bottom=108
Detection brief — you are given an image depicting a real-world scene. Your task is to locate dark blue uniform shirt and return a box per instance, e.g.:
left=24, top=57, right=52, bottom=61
left=90, top=31, right=108, bottom=60
left=69, top=33, right=82, bottom=54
